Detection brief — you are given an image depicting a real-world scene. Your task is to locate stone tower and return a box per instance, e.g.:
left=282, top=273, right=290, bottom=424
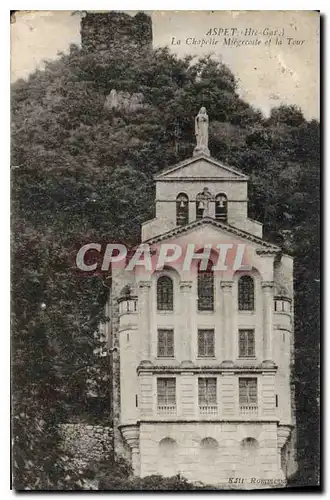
left=80, top=11, right=152, bottom=52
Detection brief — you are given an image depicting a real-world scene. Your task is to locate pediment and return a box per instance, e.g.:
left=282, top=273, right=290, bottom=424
left=154, top=154, right=248, bottom=181
left=145, top=217, right=280, bottom=253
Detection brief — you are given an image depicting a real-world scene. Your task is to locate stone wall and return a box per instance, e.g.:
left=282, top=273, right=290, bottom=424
left=139, top=421, right=285, bottom=487
left=59, top=424, right=113, bottom=466
left=104, top=89, right=146, bottom=112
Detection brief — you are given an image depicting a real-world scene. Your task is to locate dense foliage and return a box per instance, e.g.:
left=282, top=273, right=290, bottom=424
left=95, top=456, right=219, bottom=490
left=11, top=36, right=319, bottom=489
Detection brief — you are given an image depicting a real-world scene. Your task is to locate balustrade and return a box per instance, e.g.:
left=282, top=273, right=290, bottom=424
left=199, top=405, right=218, bottom=416
left=157, top=405, right=177, bottom=415
left=239, top=404, right=259, bottom=416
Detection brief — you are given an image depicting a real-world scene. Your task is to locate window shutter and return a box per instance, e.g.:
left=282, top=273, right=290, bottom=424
left=198, top=378, right=206, bottom=405
left=167, top=330, right=174, bottom=357
left=158, top=330, right=166, bottom=357
left=206, top=330, right=215, bottom=357
left=207, top=378, right=217, bottom=404
left=247, top=331, right=255, bottom=357
left=198, top=330, right=205, bottom=357
left=239, top=330, right=246, bottom=357
left=157, top=379, right=166, bottom=405
left=166, top=379, right=176, bottom=404
left=239, top=378, right=248, bottom=405
left=248, top=379, right=257, bottom=403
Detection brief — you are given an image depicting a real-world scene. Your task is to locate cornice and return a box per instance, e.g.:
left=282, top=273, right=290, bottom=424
left=145, top=217, right=281, bottom=252
left=220, top=280, right=234, bottom=289
left=138, top=418, right=280, bottom=424
left=261, top=281, right=275, bottom=289
left=256, top=248, right=280, bottom=256
left=274, top=295, right=292, bottom=302
left=138, top=281, right=152, bottom=289
left=154, top=154, right=248, bottom=181
left=179, top=280, right=193, bottom=290
left=156, top=177, right=247, bottom=182
left=137, top=363, right=278, bottom=375
left=117, top=295, right=138, bottom=303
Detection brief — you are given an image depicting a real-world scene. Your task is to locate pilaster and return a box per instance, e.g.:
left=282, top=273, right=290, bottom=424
left=138, top=369, right=153, bottom=418
left=138, top=281, right=151, bottom=362
left=180, top=281, right=193, bottom=362
left=179, top=371, right=196, bottom=418
left=221, top=371, right=237, bottom=417
left=220, top=280, right=234, bottom=366
left=261, top=281, right=275, bottom=367
left=261, top=371, right=276, bottom=417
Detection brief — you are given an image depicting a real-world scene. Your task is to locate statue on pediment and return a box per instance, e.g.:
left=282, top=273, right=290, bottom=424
left=194, top=107, right=210, bottom=157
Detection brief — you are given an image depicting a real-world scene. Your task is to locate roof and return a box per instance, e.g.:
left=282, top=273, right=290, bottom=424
left=154, top=153, right=249, bottom=181
left=144, top=216, right=281, bottom=253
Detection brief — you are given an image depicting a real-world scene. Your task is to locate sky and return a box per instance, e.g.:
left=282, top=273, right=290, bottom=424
left=11, top=10, right=320, bottom=119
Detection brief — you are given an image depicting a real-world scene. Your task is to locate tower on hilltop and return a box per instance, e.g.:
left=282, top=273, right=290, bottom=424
left=80, top=11, right=152, bottom=52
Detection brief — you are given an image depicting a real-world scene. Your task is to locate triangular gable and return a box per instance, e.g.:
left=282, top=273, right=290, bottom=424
left=144, top=217, right=280, bottom=253
left=154, top=154, right=248, bottom=181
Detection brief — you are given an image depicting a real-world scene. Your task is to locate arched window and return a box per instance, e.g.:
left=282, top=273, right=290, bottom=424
left=158, top=438, right=177, bottom=476
left=215, top=193, right=228, bottom=221
left=240, top=438, right=259, bottom=466
left=198, top=260, right=214, bottom=311
left=157, top=276, right=173, bottom=311
left=200, top=437, right=219, bottom=461
left=159, top=437, right=177, bottom=453
left=176, top=193, right=189, bottom=226
left=201, top=437, right=218, bottom=448
left=238, top=276, right=255, bottom=311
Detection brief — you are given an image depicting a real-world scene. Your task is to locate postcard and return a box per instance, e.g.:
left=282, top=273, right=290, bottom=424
left=11, top=10, right=320, bottom=491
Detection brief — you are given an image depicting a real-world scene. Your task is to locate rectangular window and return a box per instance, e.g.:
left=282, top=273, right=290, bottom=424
left=238, top=329, right=255, bottom=358
left=239, top=378, right=258, bottom=405
left=198, top=378, right=217, bottom=405
left=157, top=378, right=176, bottom=406
left=157, top=329, right=174, bottom=357
left=198, top=329, right=215, bottom=357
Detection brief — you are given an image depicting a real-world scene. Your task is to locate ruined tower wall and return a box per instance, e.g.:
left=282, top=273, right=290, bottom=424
left=81, top=11, right=152, bottom=52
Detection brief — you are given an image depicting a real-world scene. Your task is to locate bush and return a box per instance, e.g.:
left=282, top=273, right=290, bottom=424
left=95, top=456, right=223, bottom=490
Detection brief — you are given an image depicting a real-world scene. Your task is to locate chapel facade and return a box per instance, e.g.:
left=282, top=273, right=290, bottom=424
left=107, top=108, right=296, bottom=487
